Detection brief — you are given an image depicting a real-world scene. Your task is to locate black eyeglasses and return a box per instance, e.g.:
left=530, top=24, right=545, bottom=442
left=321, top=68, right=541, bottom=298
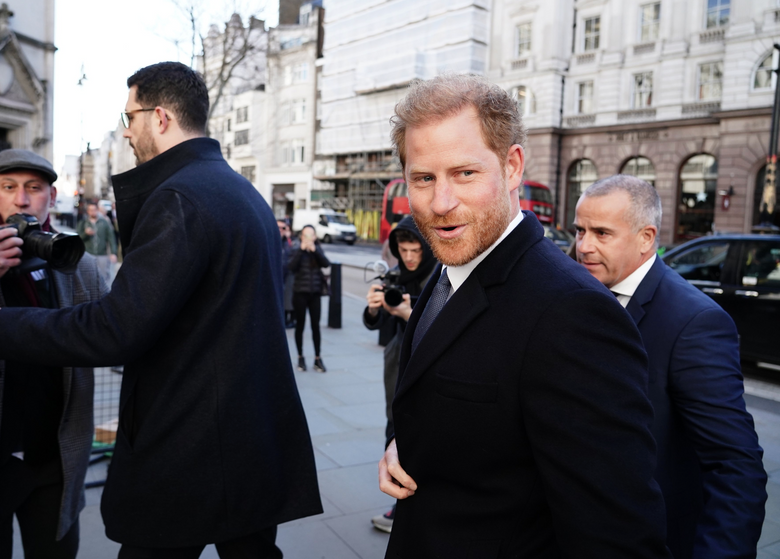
left=121, top=108, right=154, bottom=128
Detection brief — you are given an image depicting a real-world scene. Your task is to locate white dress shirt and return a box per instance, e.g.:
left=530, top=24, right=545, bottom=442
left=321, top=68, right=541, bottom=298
left=609, top=253, right=657, bottom=308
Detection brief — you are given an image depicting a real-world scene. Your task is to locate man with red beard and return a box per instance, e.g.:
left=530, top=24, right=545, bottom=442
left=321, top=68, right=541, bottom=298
left=377, top=75, right=672, bottom=559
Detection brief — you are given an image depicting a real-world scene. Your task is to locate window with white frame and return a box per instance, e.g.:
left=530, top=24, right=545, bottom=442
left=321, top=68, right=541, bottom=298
left=584, top=17, right=600, bottom=51
left=639, top=3, right=660, bottom=42
left=292, top=99, right=306, bottom=123
left=754, top=53, right=775, bottom=90
left=240, top=166, right=256, bottom=182
left=291, top=139, right=305, bottom=164
left=234, top=129, right=250, bottom=146
left=705, top=0, right=729, bottom=29
left=511, top=86, right=533, bottom=116
left=293, top=63, right=309, bottom=83
left=283, top=65, right=293, bottom=86
left=236, top=107, right=249, bottom=124
left=577, top=81, right=594, bottom=114
left=698, top=62, right=723, bottom=100
left=632, top=73, right=653, bottom=107
left=516, top=23, right=532, bottom=57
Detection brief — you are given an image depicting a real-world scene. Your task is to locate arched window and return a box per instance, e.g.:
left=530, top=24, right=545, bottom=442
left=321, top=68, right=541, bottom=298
left=621, top=156, right=656, bottom=186
left=754, top=53, right=774, bottom=90
left=567, top=159, right=598, bottom=227
left=677, top=154, right=717, bottom=240
left=511, top=86, right=534, bottom=116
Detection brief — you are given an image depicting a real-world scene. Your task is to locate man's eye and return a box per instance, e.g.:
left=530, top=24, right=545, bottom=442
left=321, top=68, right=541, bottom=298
left=463, top=170, right=474, bottom=176
left=422, top=176, right=434, bottom=182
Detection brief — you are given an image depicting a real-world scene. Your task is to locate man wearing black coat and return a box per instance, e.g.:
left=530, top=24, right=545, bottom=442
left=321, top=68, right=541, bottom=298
left=378, top=74, right=672, bottom=558
left=0, top=62, right=322, bottom=557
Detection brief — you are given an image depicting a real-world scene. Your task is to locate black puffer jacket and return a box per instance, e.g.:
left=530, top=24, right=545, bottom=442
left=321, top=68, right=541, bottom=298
left=288, top=241, right=330, bottom=294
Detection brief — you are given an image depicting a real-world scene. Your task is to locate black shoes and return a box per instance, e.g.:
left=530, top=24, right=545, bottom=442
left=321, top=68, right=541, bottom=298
left=313, top=357, right=327, bottom=373
left=297, top=356, right=306, bottom=371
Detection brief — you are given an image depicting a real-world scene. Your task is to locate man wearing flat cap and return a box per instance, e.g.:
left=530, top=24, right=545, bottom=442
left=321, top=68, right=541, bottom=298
left=0, top=149, right=107, bottom=558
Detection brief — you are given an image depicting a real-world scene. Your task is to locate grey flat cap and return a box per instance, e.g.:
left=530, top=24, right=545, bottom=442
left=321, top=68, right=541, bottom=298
left=0, top=149, right=57, bottom=184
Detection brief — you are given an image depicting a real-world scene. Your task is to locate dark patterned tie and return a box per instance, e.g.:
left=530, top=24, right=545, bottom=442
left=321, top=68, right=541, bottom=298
left=412, top=268, right=451, bottom=353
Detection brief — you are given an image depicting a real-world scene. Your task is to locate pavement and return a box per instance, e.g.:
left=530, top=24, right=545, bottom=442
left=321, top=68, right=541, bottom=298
left=11, top=240, right=780, bottom=558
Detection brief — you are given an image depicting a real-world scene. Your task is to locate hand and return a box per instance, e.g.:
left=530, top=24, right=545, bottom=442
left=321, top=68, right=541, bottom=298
left=109, top=254, right=118, bottom=264
left=0, top=227, right=23, bottom=279
left=378, top=438, right=417, bottom=499
left=366, top=284, right=385, bottom=316
left=385, top=293, right=413, bottom=322
left=84, top=227, right=95, bottom=236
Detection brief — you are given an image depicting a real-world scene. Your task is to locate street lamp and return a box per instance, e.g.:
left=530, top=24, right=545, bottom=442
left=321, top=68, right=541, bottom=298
left=755, top=43, right=780, bottom=233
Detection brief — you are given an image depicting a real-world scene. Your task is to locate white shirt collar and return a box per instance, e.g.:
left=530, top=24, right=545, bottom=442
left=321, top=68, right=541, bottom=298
left=444, top=210, right=524, bottom=293
left=610, top=253, right=656, bottom=308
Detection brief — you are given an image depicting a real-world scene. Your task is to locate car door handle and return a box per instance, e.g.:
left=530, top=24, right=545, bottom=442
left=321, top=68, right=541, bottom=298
left=702, top=288, right=724, bottom=294
left=735, top=290, right=759, bottom=297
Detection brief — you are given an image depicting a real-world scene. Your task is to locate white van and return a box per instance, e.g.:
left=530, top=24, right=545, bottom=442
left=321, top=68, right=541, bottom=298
left=292, top=209, right=357, bottom=245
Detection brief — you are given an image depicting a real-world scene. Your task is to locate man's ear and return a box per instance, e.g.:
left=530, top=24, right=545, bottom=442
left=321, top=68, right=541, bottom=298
left=505, top=144, right=525, bottom=194
left=640, top=225, right=657, bottom=253
left=49, top=186, right=57, bottom=208
left=154, top=107, right=171, bottom=134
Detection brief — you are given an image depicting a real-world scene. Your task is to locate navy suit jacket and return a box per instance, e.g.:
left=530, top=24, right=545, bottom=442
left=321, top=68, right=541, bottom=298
left=626, top=257, right=767, bottom=559
left=386, top=213, right=672, bottom=559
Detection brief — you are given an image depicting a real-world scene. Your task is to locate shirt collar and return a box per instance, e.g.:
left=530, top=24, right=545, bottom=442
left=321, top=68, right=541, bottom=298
left=610, top=253, right=656, bottom=307
left=444, top=210, right=524, bottom=293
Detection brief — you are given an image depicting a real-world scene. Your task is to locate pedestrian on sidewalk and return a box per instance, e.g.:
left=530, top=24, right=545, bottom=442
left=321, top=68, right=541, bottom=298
left=288, top=224, right=330, bottom=372
left=77, top=201, right=117, bottom=286
left=0, top=150, right=107, bottom=558
left=277, top=219, right=295, bottom=329
left=574, top=174, right=767, bottom=558
left=0, top=62, right=322, bottom=558
left=378, top=74, right=671, bottom=559
left=364, top=216, right=436, bottom=533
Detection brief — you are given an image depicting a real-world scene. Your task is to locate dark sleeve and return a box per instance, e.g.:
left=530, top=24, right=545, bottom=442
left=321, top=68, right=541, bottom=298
left=670, top=308, right=767, bottom=558
left=521, top=289, right=671, bottom=558
left=0, top=189, right=210, bottom=367
left=313, top=244, right=330, bottom=268
left=288, top=244, right=303, bottom=273
left=363, top=306, right=386, bottom=330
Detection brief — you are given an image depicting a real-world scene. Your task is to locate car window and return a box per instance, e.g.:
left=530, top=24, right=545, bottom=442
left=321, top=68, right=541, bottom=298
left=739, top=242, right=780, bottom=287
left=664, top=241, right=729, bottom=282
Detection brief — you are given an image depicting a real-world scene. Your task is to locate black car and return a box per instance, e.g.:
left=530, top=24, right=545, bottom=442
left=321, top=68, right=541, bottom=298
left=661, top=234, right=780, bottom=366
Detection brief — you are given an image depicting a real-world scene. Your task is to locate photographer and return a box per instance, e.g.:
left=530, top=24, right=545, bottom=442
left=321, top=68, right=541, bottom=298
left=0, top=150, right=107, bottom=558
left=364, top=216, right=436, bottom=533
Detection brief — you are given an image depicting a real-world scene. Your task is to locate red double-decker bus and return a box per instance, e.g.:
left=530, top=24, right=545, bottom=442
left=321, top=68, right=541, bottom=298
left=379, top=179, right=554, bottom=242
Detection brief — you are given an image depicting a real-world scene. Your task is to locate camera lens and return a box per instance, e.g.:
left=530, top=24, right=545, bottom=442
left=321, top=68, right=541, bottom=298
left=384, top=287, right=404, bottom=307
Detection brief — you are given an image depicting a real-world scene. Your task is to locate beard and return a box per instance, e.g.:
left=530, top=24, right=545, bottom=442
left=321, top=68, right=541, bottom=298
left=412, top=192, right=513, bottom=267
left=131, top=126, right=159, bottom=165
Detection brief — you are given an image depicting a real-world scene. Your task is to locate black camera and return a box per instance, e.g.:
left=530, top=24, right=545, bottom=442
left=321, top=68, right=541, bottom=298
left=381, top=269, right=405, bottom=307
left=1, top=213, right=85, bottom=273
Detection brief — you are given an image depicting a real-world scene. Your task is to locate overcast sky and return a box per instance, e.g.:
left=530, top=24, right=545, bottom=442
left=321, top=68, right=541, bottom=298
left=52, top=0, right=278, bottom=172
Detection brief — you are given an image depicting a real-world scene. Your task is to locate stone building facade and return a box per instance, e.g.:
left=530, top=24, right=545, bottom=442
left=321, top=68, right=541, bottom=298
left=0, top=1, right=55, bottom=161
left=489, top=0, right=780, bottom=244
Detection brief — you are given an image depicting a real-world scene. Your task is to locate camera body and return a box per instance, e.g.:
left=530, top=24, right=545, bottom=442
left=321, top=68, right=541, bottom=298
left=0, top=213, right=85, bottom=273
left=380, top=268, right=405, bottom=307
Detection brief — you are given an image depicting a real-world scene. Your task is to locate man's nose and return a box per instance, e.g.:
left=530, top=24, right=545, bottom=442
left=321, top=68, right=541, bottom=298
left=430, top=179, right=459, bottom=216
left=122, top=128, right=132, bottom=139
left=577, top=233, right=594, bottom=254
left=13, top=188, right=29, bottom=208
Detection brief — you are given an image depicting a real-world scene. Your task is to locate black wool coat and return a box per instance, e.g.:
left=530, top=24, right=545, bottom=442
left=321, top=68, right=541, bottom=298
left=0, top=138, right=322, bottom=547
left=387, top=212, right=672, bottom=559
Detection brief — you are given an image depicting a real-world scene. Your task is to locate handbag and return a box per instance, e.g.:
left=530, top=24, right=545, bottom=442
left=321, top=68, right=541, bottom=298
left=319, top=270, right=331, bottom=296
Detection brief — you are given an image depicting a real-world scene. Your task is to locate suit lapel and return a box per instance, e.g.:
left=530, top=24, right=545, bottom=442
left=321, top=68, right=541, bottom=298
left=625, top=257, right=665, bottom=326
left=395, top=211, right=545, bottom=400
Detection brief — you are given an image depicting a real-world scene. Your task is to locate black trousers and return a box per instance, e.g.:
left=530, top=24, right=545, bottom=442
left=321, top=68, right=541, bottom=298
left=0, top=458, right=79, bottom=559
left=292, top=292, right=322, bottom=356
left=117, top=526, right=281, bottom=559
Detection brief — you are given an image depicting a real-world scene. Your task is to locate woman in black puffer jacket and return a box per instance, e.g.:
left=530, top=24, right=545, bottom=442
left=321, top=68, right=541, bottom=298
left=288, top=225, right=330, bottom=372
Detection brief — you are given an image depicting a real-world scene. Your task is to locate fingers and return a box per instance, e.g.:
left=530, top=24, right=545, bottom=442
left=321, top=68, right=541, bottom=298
left=378, top=439, right=417, bottom=499
left=0, top=229, right=23, bottom=279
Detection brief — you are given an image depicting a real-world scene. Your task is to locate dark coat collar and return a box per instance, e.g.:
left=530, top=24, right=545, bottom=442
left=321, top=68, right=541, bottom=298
left=625, top=256, right=666, bottom=326
left=110, top=137, right=222, bottom=250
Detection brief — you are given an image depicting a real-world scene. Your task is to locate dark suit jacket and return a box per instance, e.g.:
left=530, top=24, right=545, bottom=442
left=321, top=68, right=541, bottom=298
left=0, top=138, right=322, bottom=547
left=626, top=257, right=767, bottom=559
left=0, top=253, right=107, bottom=540
left=386, top=212, right=672, bottom=559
